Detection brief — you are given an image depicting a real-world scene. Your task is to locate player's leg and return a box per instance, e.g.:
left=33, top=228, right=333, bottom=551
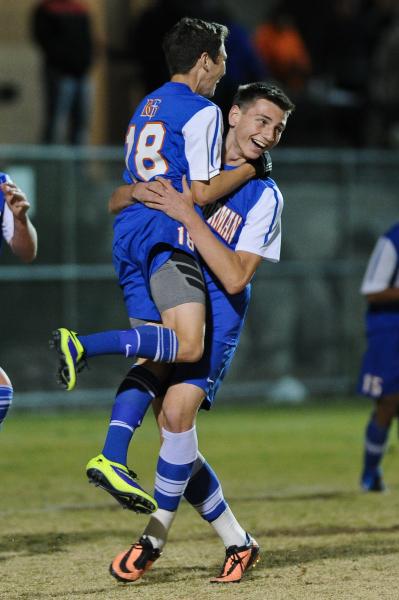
left=184, top=453, right=260, bottom=583
left=358, top=329, right=399, bottom=491
left=51, top=251, right=206, bottom=390
left=0, top=367, right=13, bottom=429
left=86, top=358, right=169, bottom=514
left=110, top=384, right=202, bottom=582
left=361, top=393, right=399, bottom=492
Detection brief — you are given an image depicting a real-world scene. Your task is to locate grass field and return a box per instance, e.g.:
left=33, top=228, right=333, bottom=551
left=1, top=400, right=399, bottom=600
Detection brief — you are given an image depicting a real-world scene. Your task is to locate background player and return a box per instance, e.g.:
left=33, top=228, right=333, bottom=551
left=104, top=82, right=294, bottom=584
left=0, top=173, right=37, bottom=428
left=358, top=222, right=399, bottom=492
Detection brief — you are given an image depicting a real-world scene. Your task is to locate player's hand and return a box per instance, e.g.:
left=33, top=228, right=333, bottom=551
left=139, top=176, right=194, bottom=223
left=249, top=151, right=272, bottom=179
left=1, top=183, right=30, bottom=221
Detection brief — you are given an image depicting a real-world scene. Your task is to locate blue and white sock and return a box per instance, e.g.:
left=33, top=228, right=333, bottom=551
left=154, top=426, right=198, bottom=511
left=184, top=452, right=247, bottom=548
left=184, top=452, right=228, bottom=521
left=78, top=325, right=178, bottom=363
left=0, top=385, right=13, bottom=428
left=102, top=365, right=164, bottom=465
left=362, top=416, right=389, bottom=480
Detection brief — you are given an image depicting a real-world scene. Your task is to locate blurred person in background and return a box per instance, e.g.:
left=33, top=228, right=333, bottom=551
left=253, top=0, right=311, bottom=97
left=0, top=173, right=37, bottom=429
left=31, top=0, right=94, bottom=144
left=366, top=3, right=399, bottom=146
left=358, top=223, right=399, bottom=491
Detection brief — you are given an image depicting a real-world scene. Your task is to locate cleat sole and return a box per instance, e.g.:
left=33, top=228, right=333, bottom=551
left=87, top=468, right=156, bottom=514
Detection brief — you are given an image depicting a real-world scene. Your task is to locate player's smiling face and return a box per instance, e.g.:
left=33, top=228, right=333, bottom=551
left=228, top=98, right=288, bottom=160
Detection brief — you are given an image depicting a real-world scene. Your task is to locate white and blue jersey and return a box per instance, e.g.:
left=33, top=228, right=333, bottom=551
left=358, top=223, right=399, bottom=398
left=113, top=82, right=223, bottom=318
left=173, top=171, right=284, bottom=408
left=0, top=172, right=14, bottom=254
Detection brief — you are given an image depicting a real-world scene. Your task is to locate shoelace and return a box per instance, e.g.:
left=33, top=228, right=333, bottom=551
left=219, top=549, right=247, bottom=577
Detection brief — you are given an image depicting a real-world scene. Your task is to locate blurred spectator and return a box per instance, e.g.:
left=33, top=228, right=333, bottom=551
left=366, top=5, right=399, bottom=146
left=31, top=0, right=94, bottom=145
left=253, top=1, right=311, bottom=96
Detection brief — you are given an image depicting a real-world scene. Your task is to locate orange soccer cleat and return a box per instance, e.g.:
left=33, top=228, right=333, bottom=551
left=210, top=535, right=260, bottom=583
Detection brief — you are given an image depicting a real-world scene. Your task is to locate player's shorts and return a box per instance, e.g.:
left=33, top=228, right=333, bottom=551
left=357, top=328, right=399, bottom=398
left=113, top=205, right=205, bottom=320
left=171, top=337, right=238, bottom=410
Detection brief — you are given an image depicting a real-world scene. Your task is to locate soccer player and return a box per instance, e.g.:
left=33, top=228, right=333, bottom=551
left=104, top=82, right=293, bottom=583
left=358, top=223, right=399, bottom=492
left=50, top=18, right=267, bottom=513
left=51, top=16, right=263, bottom=388
left=0, top=173, right=37, bottom=428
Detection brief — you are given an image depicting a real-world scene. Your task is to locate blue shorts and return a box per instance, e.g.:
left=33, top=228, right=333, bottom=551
left=171, top=338, right=238, bottom=410
left=357, top=329, right=399, bottom=398
left=113, top=204, right=198, bottom=321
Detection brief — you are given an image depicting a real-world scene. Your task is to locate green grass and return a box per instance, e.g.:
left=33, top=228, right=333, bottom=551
left=1, top=400, right=399, bottom=599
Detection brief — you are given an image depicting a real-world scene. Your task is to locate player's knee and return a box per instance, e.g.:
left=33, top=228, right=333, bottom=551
left=177, top=339, right=204, bottom=363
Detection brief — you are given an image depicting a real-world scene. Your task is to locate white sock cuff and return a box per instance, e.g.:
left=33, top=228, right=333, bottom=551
left=160, top=426, right=198, bottom=465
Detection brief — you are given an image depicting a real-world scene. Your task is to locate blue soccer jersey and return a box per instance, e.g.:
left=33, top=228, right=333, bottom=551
left=113, top=82, right=223, bottom=319
left=173, top=171, right=284, bottom=407
left=358, top=223, right=399, bottom=398
left=0, top=172, right=14, bottom=254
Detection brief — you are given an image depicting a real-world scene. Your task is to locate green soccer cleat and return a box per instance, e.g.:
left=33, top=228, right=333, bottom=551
left=86, top=454, right=158, bottom=514
left=50, top=328, right=86, bottom=391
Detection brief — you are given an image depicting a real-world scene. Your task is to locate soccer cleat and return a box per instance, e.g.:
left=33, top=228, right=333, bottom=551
left=210, top=535, right=260, bottom=583
left=110, top=536, right=161, bottom=582
left=361, top=469, right=386, bottom=493
left=50, top=328, right=86, bottom=391
left=86, top=454, right=157, bottom=514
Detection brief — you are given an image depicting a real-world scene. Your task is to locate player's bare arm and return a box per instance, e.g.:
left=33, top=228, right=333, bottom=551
left=1, top=182, right=37, bottom=263
left=191, top=162, right=257, bottom=207
left=108, top=181, right=167, bottom=214
left=143, top=177, right=262, bottom=294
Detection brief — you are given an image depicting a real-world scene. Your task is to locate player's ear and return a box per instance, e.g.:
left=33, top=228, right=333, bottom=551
left=228, top=105, right=241, bottom=127
left=199, top=52, right=209, bottom=72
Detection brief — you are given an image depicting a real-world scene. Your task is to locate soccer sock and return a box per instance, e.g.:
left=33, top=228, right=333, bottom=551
left=154, top=426, right=198, bottom=512
left=142, top=508, right=176, bottom=551
left=184, top=452, right=247, bottom=548
left=78, top=325, right=178, bottom=363
left=0, top=385, right=13, bottom=428
left=362, top=415, right=389, bottom=476
left=102, top=365, right=164, bottom=465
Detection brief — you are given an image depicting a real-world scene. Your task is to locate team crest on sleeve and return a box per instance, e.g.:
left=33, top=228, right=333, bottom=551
left=141, top=99, right=162, bottom=118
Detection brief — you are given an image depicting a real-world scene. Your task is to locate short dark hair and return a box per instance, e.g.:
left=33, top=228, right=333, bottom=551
left=162, top=17, right=228, bottom=76
left=232, top=82, right=295, bottom=114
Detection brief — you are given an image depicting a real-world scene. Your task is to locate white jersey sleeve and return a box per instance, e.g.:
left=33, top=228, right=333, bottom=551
left=2, top=201, right=14, bottom=244
left=360, top=236, right=398, bottom=294
left=182, top=105, right=223, bottom=182
left=235, top=185, right=283, bottom=262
